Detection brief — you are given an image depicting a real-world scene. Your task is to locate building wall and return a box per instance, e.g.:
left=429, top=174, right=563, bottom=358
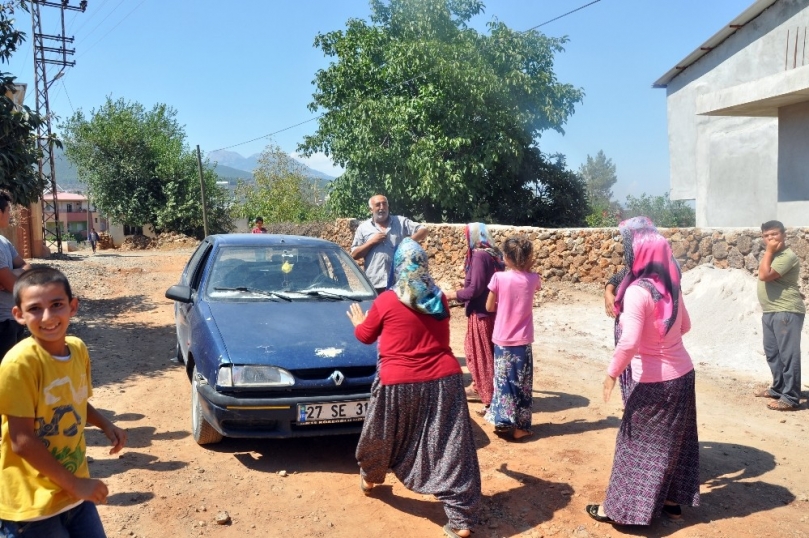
left=778, top=100, right=809, bottom=201
left=665, top=0, right=809, bottom=226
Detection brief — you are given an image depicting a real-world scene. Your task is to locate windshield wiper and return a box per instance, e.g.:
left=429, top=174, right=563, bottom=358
left=213, top=287, right=293, bottom=302
left=296, top=290, right=362, bottom=302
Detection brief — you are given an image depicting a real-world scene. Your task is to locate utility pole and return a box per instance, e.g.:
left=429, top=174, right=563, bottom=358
left=31, top=0, right=87, bottom=255
left=196, top=145, right=209, bottom=237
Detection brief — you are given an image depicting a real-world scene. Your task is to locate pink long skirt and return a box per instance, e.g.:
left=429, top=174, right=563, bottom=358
left=464, top=314, right=495, bottom=406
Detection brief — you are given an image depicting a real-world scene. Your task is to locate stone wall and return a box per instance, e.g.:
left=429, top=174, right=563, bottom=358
left=316, top=219, right=809, bottom=295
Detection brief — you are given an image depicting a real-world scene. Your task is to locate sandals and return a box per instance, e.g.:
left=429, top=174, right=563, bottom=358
left=662, top=503, right=682, bottom=519
left=754, top=388, right=777, bottom=399
left=767, top=399, right=799, bottom=411
left=585, top=504, right=615, bottom=524
left=442, top=523, right=470, bottom=538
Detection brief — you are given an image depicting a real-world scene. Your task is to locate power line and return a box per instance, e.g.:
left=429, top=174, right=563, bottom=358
left=211, top=0, right=604, bottom=153
left=62, top=78, right=75, bottom=114
left=524, top=0, right=602, bottom=32
left=212, top=117, right=325, bottom=152
left=71, top=0, right=112, bottom=35
left=78, top=0, right=147, bottom=58
left=76, top=0, right=126, bottom=46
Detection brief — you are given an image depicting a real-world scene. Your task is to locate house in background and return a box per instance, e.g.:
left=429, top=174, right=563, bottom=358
left=655, top=0, right=809, bottom=227
left=43, top=191, right=109, bottom=242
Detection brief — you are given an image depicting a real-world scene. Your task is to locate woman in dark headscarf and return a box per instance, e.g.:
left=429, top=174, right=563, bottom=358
left=446, top=223, right=504, bottom=416
left=347, top=238, right=481, bottom=538
left=604, top=217, right=657, bottom=405
left=587, top=217, right=700, bottom=525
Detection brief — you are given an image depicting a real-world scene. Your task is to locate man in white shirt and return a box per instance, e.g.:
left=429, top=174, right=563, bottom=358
left=0, top=190, right=30, bottom=361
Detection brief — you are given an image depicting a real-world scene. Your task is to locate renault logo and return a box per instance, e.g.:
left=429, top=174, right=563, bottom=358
left=330, top=370, right=345, bottom=386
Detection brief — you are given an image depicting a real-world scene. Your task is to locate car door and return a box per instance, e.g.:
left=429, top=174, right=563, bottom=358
left=176, top=241, right=214, bottom=359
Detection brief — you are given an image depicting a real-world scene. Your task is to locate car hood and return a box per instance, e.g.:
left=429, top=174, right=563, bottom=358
left=207, top=299, right=377, bottom=368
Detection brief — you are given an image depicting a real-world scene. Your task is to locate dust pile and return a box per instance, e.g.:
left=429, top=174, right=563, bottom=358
left=680, top=265, right=809, bottom=377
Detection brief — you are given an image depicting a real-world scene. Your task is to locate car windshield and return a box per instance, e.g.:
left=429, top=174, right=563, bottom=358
left=206, top=245, right=375, bottom=300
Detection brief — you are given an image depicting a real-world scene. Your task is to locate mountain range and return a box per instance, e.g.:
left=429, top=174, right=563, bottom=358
left=53, top=148, right=334, bottom=192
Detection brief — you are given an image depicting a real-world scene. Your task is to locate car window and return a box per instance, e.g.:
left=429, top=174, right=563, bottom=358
left=189, top=244, right=213, bottom=290
left=206, top=245, right=374, bottom=300
left=183, top=241, right=211, bottom=286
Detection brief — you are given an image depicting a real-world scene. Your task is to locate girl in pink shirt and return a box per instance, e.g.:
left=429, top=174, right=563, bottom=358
left=485, top=236, right=541, bottom=441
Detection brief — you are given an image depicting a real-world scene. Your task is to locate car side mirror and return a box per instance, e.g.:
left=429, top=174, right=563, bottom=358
left=166, top=284, right=193, bottom=303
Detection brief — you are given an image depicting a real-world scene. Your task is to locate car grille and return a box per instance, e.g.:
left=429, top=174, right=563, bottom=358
left=291, top=366, right=377, bottom=381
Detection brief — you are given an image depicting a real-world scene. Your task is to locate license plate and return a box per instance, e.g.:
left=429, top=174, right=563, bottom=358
left=297, top=400, right=369, bottom=425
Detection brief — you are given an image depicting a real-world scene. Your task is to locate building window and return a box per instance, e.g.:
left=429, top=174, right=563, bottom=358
left=123, top=224, right=142, bottom=236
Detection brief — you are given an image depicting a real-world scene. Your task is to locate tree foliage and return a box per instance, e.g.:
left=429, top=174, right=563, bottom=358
left=60, top=97, right=232, bottom=237
left=0, top=1, right=50, bottom=205
left=623, top=192, right=696, bottom=228
left=584, top=198, right=621, bottom=228
left=579, top=150, right=617, bottom=205
left=299, top=0, right=584, bottom=224
left=448, top=150, right=589, bottom=226
left=232, top=144, right=329, bottom=224
left=580, top=150, right=621, bottom=227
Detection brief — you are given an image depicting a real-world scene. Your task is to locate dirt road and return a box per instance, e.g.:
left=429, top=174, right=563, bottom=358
left=43, top=249, right=809, bottom=538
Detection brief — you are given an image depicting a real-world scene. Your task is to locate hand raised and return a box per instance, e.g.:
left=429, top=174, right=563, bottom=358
left=346, top=303, right=367, bottom=327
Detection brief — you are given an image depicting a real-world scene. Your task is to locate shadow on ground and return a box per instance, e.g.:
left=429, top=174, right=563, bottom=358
left=614, top=440, right=794, bottom=536
left=372, top=463, right=572, bottom=536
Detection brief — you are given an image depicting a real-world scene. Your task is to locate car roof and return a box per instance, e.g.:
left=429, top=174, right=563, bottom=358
left=207, top=234, right=341, bottom=249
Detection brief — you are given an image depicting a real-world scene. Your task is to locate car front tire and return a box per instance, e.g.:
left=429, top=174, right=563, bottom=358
left=191, top=366, right=224, bottom=445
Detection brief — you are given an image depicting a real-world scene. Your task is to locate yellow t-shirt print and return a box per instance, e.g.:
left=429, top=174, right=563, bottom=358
left=0, top=336, right=93, bottom=521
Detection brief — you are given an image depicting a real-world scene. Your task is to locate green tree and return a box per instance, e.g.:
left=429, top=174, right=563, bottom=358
left=233, top=144, right=329, bottom=224
left=60, top=97, right=232, bottom=237
left=623, top=192, right=695, bottom=227
left=580, top=150, right=622, bottom=227
left=579, top=150, right=617, bottom=205
left=584, top=198, right=621, bottom=227
left=0, top=1, right=50, bottom=205
left=452, top=150, right=588, bottom=227
left=299, top=0, right=583, bottom=223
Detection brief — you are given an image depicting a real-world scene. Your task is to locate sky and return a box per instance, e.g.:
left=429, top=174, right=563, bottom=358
left=6, top=0, right=754, bottom=203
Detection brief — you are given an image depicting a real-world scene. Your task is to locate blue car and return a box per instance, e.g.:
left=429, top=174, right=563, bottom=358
left=165, top=234, right=378, bottom=444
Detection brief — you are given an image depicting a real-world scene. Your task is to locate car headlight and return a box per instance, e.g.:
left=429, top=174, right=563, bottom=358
left=217, top=365, right=295, bottom=388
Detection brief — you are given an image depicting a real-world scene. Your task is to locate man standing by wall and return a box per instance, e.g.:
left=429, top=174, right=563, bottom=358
left=0, top=190, right=30, bottom=361
left=756, top=220, right=804, bottom=411
left=351, top=194, right=427, bottom=294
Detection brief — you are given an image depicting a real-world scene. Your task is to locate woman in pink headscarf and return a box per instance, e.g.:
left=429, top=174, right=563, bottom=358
left=587, top=217, right=700, bottom=525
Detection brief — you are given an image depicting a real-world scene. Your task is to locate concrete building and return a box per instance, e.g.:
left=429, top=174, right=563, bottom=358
left=655, top=0, right=809, bottom=227
left=43, top=192, right=109, bottom=242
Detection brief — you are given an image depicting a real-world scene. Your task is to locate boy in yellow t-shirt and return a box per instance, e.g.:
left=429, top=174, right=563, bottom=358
left=0, top=267, right=127, bottom=537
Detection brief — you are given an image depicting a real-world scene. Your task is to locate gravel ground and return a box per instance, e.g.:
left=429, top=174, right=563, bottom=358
left=30, top=248, right=197, bottom=297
